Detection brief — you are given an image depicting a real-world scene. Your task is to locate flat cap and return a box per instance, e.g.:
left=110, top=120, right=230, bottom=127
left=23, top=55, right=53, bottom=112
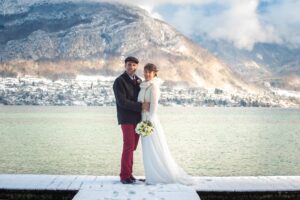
left=125, top=56, right=139, bottom=64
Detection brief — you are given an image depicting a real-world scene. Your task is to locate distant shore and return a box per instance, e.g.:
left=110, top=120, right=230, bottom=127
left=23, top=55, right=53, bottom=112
left=1, top=76, right=299, bottom=107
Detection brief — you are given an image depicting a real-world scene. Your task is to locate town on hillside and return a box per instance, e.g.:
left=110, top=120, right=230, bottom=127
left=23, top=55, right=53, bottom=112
left=1, top=76, right=298, bottom=107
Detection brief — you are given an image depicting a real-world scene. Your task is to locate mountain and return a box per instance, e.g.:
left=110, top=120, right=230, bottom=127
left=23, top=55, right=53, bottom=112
left=0, top=0, right=254, bottom=91
left=193, top=34, right=300, bottom=91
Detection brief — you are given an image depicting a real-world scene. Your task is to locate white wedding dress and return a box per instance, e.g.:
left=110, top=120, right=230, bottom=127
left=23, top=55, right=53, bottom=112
left=137, top=77, right=196, bottom=186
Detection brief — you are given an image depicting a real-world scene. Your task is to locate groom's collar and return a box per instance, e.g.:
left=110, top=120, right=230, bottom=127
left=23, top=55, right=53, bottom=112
left=128, top=73, right=135, bottom=80
left=122, top=72, right=141, bottom=85
left=123, top=71, right=140, bottom=80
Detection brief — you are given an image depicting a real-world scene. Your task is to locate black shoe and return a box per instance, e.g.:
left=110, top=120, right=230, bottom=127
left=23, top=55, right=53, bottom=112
left=130, top=176, right=137, bottom=182
left=137, top=178, right=146, bottom=182
left=121, top=178, right=134, bottom=184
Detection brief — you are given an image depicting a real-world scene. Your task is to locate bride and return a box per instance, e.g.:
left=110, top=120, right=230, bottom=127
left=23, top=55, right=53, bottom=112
left=137, top=63, right=196, bottom=185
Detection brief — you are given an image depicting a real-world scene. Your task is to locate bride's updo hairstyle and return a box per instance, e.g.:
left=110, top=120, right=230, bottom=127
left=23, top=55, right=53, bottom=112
left=144, top=63, right=158, bottom=77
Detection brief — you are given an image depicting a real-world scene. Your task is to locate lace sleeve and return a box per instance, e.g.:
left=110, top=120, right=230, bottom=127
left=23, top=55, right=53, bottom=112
left=149, top=84, right=160, bottom=119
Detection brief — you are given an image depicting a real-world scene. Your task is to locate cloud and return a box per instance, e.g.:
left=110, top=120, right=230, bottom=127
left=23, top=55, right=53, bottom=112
left=207, top=0, right=281, bottom=50
left=151, top=0, right=281, bottom=50
left=125, top=0, right=300, bottom=50
left=4, top=0, right=299, bottom=50
left=114, top=0, right=212, bottom=7
left=260, top=0, right=300, bottom=48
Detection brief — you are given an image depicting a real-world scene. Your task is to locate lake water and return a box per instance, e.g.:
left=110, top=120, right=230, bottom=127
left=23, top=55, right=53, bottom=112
left=0, top=106, right=300, bottom=176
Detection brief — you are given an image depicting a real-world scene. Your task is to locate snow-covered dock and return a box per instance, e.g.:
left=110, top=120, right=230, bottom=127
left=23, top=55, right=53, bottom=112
left=0, top=174, right=300, bottom=199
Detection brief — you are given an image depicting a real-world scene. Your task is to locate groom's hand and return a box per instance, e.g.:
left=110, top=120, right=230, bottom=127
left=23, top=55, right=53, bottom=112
left=142, top=102, right=150, bottom=112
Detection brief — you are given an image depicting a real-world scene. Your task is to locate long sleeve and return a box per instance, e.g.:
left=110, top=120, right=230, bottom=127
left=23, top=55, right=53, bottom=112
left=113, top=78, right=142, bottom=112
left=149, top=84, right=160, bottom=119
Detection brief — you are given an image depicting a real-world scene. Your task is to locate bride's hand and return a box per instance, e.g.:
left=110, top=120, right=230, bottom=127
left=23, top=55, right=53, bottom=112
left=142, top=102, right=150, bottom=112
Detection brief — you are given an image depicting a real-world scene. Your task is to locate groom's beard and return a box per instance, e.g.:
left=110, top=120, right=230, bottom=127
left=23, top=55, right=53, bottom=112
left=126, top=69, right=136, bottom=76
left=132, top=69, right=136, bottom=74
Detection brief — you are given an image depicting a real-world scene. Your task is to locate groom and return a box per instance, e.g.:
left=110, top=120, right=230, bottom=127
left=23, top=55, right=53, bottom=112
left=113, top=56, right=150, bottom=184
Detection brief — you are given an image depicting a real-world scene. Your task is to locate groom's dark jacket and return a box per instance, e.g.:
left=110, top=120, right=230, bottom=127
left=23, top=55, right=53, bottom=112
left=113, top=72, right=142, bottom=125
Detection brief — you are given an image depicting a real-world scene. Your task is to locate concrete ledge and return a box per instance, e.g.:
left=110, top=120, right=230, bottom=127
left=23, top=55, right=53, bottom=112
left=0, top=189, right=77, bottom=200
left=198, top=191, right=300, bottom=200
left=1, top=174, right=300, bottom=200
left=193, top=176, right=300, bottom=192
left=1, top=189, right=300, bottom=200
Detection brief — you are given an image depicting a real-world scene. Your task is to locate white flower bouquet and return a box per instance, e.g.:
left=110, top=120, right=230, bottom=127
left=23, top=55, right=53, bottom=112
left=135, top=120, right=154, bottom=137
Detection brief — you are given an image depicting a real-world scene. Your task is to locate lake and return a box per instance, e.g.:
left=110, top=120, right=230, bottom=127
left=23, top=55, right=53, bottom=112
left=0, top=106, right=299, bottom=176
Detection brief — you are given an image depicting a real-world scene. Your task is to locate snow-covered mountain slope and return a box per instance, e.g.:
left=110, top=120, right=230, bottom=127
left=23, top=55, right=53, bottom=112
left=0, top=0, right=255, bottom=91
left=193, top=35, right=300, bottom=91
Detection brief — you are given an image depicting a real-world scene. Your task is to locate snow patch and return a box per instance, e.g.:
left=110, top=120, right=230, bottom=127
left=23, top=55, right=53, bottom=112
left=244, top=61, right=260, bottom=69
left=271, top=88, right=300, bottom=98
left=178, top=45, right=188, bottom=54
left=191, top=70, right=205, bottom=87
left=160, top=30, right=165, bottom=41
left=76, top=75, right=115, bottom=81
left=256, top=53, right=263, bottom=60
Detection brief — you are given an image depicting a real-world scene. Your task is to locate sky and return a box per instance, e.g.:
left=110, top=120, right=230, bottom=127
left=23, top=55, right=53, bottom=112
left=115, top=0, right=300, bottom=50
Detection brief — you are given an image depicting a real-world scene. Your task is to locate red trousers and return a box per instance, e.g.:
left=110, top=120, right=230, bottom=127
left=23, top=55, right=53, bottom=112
left=120, top=124, right=140, bottom=180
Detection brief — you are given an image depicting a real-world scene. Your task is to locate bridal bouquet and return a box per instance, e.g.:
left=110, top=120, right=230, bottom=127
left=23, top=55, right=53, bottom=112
left=135, top=120, right=154, bottom=137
